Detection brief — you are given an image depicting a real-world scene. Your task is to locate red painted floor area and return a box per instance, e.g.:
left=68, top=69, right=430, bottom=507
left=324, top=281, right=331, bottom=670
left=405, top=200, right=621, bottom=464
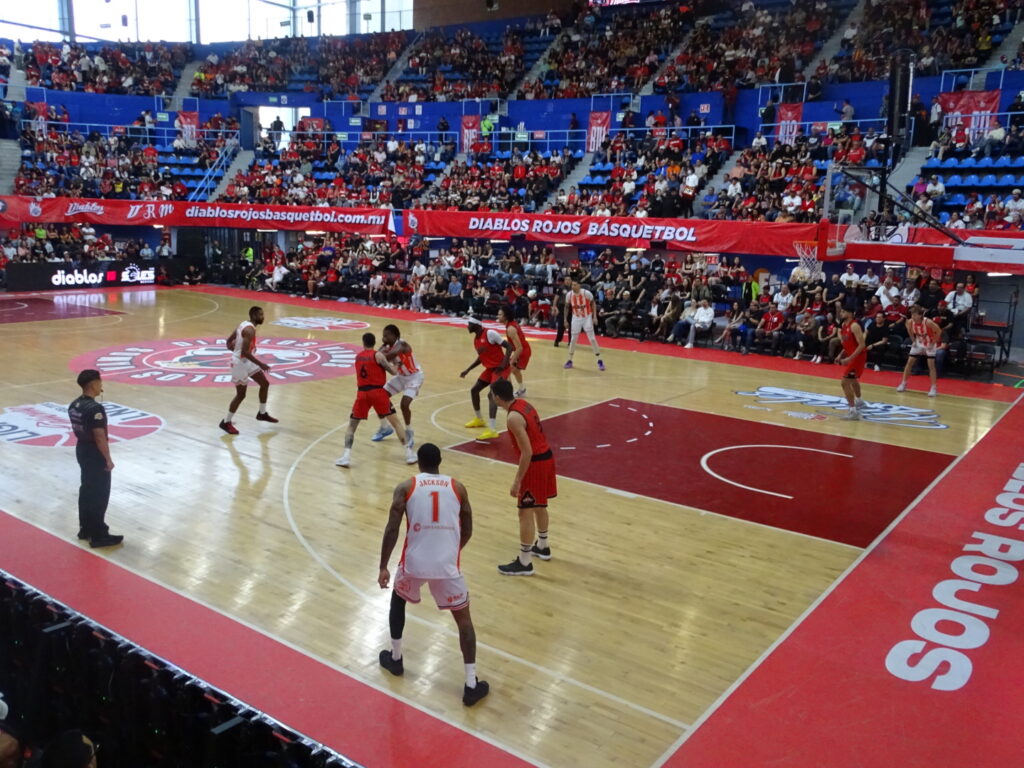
left=0, top=514, right=529, bottom=768
left=179, top=285, right=1019, bottom=403
left=664, top=392, right=1024, bottom=768
left=0, top=296, right=123, bottom=323
left=452, top=399, right=952, bottom=548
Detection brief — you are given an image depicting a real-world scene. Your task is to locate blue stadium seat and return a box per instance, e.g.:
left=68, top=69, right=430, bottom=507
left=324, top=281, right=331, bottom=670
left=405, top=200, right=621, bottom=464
left=979, top=174, right=997, bottom=186
left=963, top=174, right=981, bottom=186
left=945, top=174, right=963, bottom=187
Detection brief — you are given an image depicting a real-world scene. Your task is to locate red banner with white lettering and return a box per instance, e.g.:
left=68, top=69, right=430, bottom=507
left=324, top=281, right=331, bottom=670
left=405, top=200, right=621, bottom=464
left=775, top=102, right=803, bottom=145
left=177, top=111, right=199, bottom=148
left=938, top=89, right=1001, bottom=140
left=0, top=196, right=393, bottom=235
left=403, top=209, right=816, bottom=256
left=587, top=111, right=611, bottom=152
left=460, top=115, right=481, bottom=153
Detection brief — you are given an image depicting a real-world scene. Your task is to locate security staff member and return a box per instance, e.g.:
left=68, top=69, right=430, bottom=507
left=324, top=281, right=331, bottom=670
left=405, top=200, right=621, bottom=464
left=68, top=370, right=123, bottom=548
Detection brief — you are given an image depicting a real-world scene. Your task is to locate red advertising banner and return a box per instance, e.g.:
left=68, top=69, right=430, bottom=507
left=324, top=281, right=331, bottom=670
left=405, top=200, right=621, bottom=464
left=587, top=111, right=611, bottom=152
left=460, top=115, right=481, bottom=153
left=775, top=102, right=803, bottom=145
left=177, top=111, right=199, bottom=149
left=0, top=197, right=393, bottom=235
left=938, top=89, right=1001, bottom=140
left=403, top=209, right=816, bottom=256
left=297, top=116, right=325, bottom=132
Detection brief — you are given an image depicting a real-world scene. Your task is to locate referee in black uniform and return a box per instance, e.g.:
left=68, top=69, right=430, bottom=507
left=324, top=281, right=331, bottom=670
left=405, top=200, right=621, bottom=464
left=69, top=369, right=123, bottom=548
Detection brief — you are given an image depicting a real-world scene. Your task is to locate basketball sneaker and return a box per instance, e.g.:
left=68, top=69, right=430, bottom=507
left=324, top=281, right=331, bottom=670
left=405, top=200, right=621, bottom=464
left=563, top=360, right=573, bottom=369
left=498, top=559, right=534, bottom=576
left=895, top=382, right=907, bottom=392
left=219, top=420, right=239, bottom=435
left=597, top=359, right=605, bottom=371
left=405, top=428, right=415, bottom=448
left=256, top=412, right=279, bottom=423
left=840, top=409, right=861, bottom=421
left=531, top=542, right=552, bottom=561
left=928, top=387, right=937, bottom=397
left=379, top=650, right=404, bottom=677
left=514, top=387, right=527, bottom=397
left=371, top=425, right=394, bottom=442
left=464, top=417, right=486, bottom=428
left=463, top=680, right=490, bottom=707
left=476, top=428, right=500, bottom=440
left=335, top=452, right=351, bottom=468
left=405, top=447, right=417, bottom=464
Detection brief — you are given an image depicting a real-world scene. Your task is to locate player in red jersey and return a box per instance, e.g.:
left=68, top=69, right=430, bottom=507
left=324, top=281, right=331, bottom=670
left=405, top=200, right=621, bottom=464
left=897, top=306, right=940, bottom=397
left=490, top=379, right=557, bottom=576
left=220, top=306, right=278, bottom=434
left=498, top=305, right=531, bottom=397
left=336, top=333, right=416, bottom=467
left=377, top=443, right=489, bottom=706
left=459, top=318, right=511, bottom=440
left=836, top=307, right=868, bottom=420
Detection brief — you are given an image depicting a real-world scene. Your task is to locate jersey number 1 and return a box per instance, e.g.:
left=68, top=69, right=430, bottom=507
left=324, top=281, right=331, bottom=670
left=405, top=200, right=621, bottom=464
left=430, top=491, right=439, bottom=523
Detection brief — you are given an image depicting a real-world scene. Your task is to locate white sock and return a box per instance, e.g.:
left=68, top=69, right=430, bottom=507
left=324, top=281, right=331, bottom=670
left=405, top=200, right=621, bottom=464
left=258, top=403, right=267, bottom=414
left=224, top=412, right=234, bottom=423
left=474, top=408, right=482, bottom=419
left=488, top=417, right=496, bottom=429
left=391, top=638, right=402, bottom=660
left=537, top=530, right=548, bottom=548
left=518, top=543, right=532, bottom=566
left=465, top=663, right=476, bottom=688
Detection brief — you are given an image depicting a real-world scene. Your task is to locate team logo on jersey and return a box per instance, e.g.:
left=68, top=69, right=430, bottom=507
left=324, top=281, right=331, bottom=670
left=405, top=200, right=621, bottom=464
left=0, top=402, right=164, bottom=447
left=271, top=317, right=371, bottom=331
left=70, top=338, right=361, bottom=387
left=734, top=386, right=949, bottom=429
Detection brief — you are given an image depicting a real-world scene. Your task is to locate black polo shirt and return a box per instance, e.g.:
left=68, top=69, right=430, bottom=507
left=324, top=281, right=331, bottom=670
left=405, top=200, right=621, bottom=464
left=69, top=395, right=107, bottom=445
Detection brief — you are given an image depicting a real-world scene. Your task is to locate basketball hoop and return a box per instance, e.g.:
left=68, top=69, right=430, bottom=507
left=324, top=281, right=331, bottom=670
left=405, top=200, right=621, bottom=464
left=793, top=240, right=824, bottom=281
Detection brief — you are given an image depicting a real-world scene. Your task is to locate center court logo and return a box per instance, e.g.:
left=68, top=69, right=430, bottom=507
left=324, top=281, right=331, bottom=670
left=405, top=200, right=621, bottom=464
left=734, top=386, right=949, bottom=429
left=0, top=402, right=164, bottom=447
left=271, top=317, right=370, bottom=331
left=70, top=338, right=360, bottom=387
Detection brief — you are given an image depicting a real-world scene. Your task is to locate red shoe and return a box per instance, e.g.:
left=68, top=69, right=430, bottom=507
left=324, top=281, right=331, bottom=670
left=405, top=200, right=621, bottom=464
left=219, top=420, right=239, bottom=435
left=256, top=412, right=279, bottom=423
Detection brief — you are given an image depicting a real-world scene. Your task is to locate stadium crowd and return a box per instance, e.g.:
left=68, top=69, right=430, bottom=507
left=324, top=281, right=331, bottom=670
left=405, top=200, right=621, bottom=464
left=23, top=40, right=190, bottom=95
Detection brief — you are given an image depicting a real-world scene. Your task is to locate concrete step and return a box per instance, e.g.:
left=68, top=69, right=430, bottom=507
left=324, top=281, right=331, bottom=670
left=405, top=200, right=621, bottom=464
left=169, top=60, right=204, bottom=111
left=210, top=149, right=254, bottom=201
left=541, top=152, right=593, bottom=211
left=0, top=139, right=21, bottom=195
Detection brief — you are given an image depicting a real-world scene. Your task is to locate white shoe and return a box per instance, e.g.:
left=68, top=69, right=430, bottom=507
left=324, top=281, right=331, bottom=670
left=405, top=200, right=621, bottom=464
left=684, top=343, right=694, bottom=349
left=840, top=409, right=861, bottom=421
left=812, top=355, right=821, bottom=364
left=855, top=398, right=867, bottom=410
left=896, top=382, right=906, bottom=392
left=514, top=388, right=526, bottom=397
left=335, top=453, right=351, bottom=467
left=794, top=352, right=802, bottom=361
left=873, top=364, right=880, bottom=372
left=405, top=448, right=417, bottom=465
left=928, top=387, right=937, bottom=397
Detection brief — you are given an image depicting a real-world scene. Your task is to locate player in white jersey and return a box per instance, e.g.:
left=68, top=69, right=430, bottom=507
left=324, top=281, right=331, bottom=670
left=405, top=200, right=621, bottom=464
left=564, top=280, right=605, bottom=370
left=220, top=306, right=278, bottom=434
left=896, top=305, right=941, bottom=397
left=377, top=443, right=490, bottom=706
left=372, top=324, right=424, bottom=445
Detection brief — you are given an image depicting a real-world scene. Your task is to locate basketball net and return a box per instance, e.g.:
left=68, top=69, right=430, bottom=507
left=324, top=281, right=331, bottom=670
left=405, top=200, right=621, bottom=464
left=793, top=241, right=823, bottom=282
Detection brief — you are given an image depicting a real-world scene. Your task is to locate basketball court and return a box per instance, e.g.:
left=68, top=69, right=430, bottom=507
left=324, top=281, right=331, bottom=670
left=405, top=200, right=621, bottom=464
left=0, top=284, right=1019, bottom=767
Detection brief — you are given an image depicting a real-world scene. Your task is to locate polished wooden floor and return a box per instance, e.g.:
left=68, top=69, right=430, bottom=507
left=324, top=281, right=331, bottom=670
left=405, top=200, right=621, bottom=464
left=0, top=287, right=1010, bottom=768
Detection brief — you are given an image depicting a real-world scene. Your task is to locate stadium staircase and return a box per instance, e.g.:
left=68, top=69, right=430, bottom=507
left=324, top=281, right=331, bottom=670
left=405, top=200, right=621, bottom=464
left=639, top=31, right=693, bottom=96
left=169, top=60, right=204, bottom=110
left=696, top=151, right=742, bottom=216
left=971, top=23, right=1024, bottom=88
left=210, top=149, right=254, bottom=200
left=0, top=139, right=19, bottom=194
left=802, top=0, right=866, bottom=80
left=4, top=64, right=26, bottom=102
left=516, top=29, right=565, bottom=94
left=367, top=33, right=422, bottom=103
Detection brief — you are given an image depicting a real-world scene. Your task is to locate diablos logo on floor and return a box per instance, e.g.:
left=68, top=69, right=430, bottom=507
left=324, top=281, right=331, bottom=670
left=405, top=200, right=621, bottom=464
left=271, top=317, right=370, bottom=331
left=70, top=338, right=360, bottom=387
left=0, top=402, right=164, bottom=447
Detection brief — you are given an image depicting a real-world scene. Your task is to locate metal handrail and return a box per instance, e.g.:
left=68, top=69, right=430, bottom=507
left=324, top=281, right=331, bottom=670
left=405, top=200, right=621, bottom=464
left=19, top=119, right=241, bottom=149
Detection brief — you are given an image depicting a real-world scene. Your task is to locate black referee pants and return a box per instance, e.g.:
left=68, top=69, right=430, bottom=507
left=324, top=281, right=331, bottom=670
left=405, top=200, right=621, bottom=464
left=76, top=446, right=110, bottom=538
